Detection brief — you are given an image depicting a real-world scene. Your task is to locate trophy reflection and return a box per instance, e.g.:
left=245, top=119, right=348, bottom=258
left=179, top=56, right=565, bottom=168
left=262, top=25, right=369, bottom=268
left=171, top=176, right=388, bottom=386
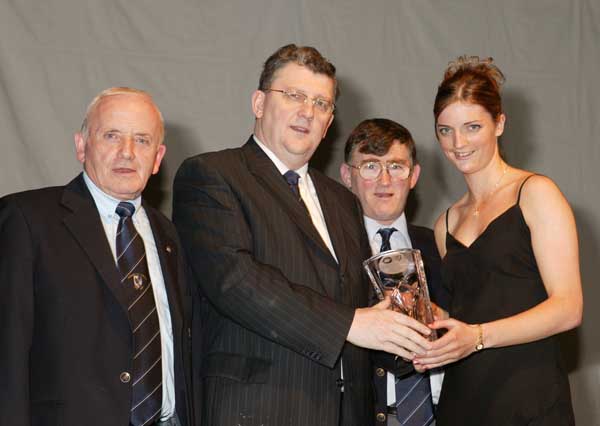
left=364, top=249, right=436, bottom=340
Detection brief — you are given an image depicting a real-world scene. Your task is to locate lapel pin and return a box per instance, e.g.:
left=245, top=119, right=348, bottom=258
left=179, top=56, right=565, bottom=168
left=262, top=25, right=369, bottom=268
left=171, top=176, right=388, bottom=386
left=166, top=245, right=173, bottom=254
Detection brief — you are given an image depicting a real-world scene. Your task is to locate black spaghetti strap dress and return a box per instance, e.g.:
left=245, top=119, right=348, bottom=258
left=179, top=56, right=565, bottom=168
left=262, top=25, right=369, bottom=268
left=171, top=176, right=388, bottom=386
left=435, top=176, right=575, bottom=426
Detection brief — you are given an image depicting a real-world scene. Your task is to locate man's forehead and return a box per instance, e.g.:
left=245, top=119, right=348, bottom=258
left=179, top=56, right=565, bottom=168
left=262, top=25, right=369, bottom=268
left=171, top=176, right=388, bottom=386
left=354, top=141, right=411, bottom=161
left=95, top=93, right=154, bottom=113
left=271, top=63, right=335, bottom=95
left=91, top=96, right=159, bottom=124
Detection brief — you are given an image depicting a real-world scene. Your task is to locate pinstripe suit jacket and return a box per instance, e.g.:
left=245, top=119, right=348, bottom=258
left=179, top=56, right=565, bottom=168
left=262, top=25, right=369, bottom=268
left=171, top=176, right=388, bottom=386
left=173, top=138, right=374, bottom=426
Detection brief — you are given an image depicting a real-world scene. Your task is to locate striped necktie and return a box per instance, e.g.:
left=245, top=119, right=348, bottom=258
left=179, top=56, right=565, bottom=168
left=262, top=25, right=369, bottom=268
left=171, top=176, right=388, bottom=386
left=394, top=373, right=434, bottom=425
left=376, top=226, right=435, bottom=425
left=115, top=202, right=163, bottom=426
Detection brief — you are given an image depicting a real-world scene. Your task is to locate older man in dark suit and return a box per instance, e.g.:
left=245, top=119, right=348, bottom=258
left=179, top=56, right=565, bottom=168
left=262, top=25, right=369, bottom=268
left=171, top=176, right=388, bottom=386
left=173, top=44, right=433, bottom=426
left=0, top=88, right=194, bottom=426
left=340, top=119, right=451, bottom=426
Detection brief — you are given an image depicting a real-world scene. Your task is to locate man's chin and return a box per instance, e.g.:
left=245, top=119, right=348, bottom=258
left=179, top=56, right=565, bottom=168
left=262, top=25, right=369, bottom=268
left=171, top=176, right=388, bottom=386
left=110, top=185, right=143, bottom=201
left=373, top=211, right=398, bottom=224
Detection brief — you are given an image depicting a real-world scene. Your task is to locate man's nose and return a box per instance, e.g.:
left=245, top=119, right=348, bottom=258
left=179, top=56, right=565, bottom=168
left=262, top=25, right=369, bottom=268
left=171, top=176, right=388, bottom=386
left=118, top=137, right=135, bottom=159
left=298, top=100, right=315, bottom=120
left=378, top=167, right=392, bottom=185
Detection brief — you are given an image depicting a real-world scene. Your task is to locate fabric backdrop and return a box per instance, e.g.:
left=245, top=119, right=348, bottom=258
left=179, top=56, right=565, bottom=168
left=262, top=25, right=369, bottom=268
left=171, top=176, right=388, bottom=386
left=1, top=1, right=598, bottom=424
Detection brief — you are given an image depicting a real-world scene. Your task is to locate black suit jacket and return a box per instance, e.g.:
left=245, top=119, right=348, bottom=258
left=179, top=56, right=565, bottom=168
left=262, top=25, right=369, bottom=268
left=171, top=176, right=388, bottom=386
left=0, top=174, right=194, bottom=426
left=173, top=138, right=374, bottom=426
left=372, top=224, right=449, bottom=424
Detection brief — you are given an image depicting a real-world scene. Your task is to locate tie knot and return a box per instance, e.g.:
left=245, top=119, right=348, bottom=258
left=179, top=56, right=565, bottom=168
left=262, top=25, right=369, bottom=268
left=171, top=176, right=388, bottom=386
left=116, top=201, right=135, bottom=218
left=283, top=170, right=301, bottom=186
left=377, top=227, right=397, bottom=253
left=378, top=227, right=397, bottom=240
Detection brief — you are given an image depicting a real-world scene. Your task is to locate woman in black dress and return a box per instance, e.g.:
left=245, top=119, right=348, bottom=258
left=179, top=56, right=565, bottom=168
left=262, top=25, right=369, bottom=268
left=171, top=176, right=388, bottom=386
left=413, top=56, right=583, bottom=425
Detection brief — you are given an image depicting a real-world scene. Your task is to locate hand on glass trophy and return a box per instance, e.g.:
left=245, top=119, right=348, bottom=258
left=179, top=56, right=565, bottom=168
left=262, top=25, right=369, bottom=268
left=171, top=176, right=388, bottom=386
left=364, top=249, right=437, bottom=341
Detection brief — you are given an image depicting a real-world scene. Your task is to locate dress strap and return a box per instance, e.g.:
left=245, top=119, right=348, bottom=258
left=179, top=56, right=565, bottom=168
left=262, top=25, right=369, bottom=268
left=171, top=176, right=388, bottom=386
left=445, top=207, right=451, bottom=232
left=517, top=174, right=537, bottom=204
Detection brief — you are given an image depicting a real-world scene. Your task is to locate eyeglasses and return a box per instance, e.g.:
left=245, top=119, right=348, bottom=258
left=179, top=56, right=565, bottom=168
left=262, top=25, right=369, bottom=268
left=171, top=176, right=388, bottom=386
left=265, top=89, right=335, bottom=114
left=347, top=160, right=412, bottom=181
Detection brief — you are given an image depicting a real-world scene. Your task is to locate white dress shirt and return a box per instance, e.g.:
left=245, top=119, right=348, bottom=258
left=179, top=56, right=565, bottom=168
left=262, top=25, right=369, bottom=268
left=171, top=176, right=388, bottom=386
left=364, top=214, right=444, bottom=405
left=83, top=172, right=175, bottom=420
left=253, top=136, right=337, bottom=262
left=253, top=136, right=344, bottom=384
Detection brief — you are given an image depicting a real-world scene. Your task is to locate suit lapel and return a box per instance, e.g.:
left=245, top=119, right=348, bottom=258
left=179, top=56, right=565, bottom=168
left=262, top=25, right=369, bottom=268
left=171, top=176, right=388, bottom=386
left=310, top=170, right=347, bottom=274
left=407, top=225, right=421, bottom=251
left=242, top=139, right=336, bottom=267
left=60, top=175, right=131, bottom=317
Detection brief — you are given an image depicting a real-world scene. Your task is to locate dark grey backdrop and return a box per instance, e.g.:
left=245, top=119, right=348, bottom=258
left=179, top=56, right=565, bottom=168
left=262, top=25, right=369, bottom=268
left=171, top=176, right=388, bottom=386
left=1, top=1, right=597, bottom=424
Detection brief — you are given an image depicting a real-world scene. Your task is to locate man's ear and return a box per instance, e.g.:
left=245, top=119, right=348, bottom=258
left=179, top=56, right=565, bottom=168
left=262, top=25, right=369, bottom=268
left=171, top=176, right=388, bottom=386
left=340, top=162, right=352, bottom=189
left=321, top=112, right=334, bottom=139
left=251, top=90, right=266, bottom=119
left=74, top=132, right=86, bottom=164
left=409, top=164, right=421, bottom=190
left=152, top=144, right=167, bottom=175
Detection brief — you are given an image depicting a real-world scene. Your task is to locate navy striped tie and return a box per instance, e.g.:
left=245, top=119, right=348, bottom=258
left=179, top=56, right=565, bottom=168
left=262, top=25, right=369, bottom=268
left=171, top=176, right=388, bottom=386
left=377, top=226, right=434, bottom=425
left=394, top=373, right=434, bottom=425
left=115, top=202, right=163, bottom=426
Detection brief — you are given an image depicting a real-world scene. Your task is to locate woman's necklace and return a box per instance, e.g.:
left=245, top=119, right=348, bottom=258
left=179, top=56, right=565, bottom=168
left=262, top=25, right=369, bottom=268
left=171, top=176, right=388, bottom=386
left=472, top=165, right=508, bottom=217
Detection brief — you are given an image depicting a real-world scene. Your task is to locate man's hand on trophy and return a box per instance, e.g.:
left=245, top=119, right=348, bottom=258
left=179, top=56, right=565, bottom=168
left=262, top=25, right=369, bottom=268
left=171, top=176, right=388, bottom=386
left=347, top=297, right=434, bottom=360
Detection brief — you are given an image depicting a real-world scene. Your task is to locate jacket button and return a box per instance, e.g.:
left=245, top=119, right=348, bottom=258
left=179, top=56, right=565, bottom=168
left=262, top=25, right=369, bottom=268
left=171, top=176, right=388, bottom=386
left=376, top=412, right=386, bottom=422
left=120, top=372, right=131, bottom=383
left=376, top=368, right=385, bottom=377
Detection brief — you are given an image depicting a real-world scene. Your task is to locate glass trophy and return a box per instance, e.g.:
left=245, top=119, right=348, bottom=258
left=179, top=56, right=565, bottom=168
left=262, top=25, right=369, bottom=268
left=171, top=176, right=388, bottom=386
left=364, top=248, right=437, bottom=340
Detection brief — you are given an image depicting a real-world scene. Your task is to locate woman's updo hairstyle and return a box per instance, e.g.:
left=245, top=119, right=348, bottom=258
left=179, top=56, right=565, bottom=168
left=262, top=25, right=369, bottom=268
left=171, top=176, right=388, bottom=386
left=434, top=55, right=505, bottom=123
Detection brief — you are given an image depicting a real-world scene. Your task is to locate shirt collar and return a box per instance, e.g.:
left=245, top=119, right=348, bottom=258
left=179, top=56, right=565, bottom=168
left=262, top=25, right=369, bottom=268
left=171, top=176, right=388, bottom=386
left=82, top=171, right=142, bottom=219
left=253, top=135, right=309, bottom=179
left=363, top=213, right=409, bottom=242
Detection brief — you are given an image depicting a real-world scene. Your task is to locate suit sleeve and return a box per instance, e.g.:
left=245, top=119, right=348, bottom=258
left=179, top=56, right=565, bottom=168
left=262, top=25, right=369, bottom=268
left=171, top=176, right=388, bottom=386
left=0, top=196, right=34, bottom=423
left=172, top=157, right=355, bottom=368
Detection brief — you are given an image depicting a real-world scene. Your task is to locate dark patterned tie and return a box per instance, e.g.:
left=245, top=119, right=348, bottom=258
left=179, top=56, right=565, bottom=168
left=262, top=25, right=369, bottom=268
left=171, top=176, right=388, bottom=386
left=377, top=227, right=397, bottom=252
left=283, top=170, right=310, bottom=212
left=283, top=170, right=302, bottom=201
left=394, top=373, right=435, bottom=425
left=377, top=226, right=434, bottom=425
left=115, top=202, right=163, bottom=426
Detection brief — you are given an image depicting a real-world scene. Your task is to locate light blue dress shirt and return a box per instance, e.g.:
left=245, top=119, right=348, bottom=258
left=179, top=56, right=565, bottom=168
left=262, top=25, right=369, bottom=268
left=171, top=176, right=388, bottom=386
left=83, top=172, right=175, bottom=420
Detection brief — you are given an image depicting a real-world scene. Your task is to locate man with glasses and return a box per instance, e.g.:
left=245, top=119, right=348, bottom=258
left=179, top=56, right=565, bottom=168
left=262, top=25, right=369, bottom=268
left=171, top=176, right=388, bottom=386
left=173, top=45, right=433, bottom=426
left=340, top=119, right=450, bottom=426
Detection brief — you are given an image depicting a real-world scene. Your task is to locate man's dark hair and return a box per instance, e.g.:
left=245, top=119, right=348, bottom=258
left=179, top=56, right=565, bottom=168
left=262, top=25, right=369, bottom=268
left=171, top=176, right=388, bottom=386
left=259, top=44, right=338, bottom=98
left=344, top=118, right=417, bottom=164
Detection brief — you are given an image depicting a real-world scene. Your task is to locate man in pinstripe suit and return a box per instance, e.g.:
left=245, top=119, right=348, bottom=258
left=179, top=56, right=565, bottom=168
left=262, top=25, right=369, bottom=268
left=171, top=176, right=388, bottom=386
left=173, top=44, right=433, bottom=426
